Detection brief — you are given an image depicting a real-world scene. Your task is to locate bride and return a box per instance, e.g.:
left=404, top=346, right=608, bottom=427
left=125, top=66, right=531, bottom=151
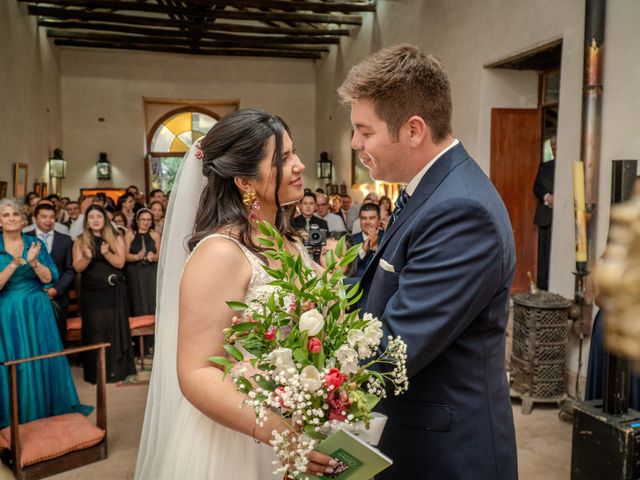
left=135, top=109, right=335, bottom=479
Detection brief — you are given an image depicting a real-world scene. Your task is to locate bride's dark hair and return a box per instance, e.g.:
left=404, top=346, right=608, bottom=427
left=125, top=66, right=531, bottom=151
left=188, top=108, right=297, bottom=252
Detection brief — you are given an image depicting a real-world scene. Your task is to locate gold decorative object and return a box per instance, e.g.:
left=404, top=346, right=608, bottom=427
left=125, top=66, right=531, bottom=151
left=596, top=195, right=640, bottom=367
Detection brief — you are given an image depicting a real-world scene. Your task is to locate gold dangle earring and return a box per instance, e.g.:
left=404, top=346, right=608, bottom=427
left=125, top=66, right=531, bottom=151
left=243, top=189, right=260, bottom=220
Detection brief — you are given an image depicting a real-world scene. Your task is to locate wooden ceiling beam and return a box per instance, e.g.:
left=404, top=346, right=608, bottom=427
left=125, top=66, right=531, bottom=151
left=37, top=20, right=341, bottom=44
left=28, top=6, right=352, bottom=35
left=46, top=29, right=331, bottom=51
left=51, top=39, right=322, bottom=59
left=19, top=0, right=375, bottom=15
left=22, top=1, right=364, bottom=25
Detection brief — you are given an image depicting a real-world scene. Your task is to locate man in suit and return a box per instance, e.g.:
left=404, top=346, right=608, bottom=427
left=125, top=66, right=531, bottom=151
left=338, top=44, right=517, bottom=479
left=533, top=135, right=556, bottom=290
left=351, top=203, right=384, bottom=278
left=28, top=203, right=76, bottom=341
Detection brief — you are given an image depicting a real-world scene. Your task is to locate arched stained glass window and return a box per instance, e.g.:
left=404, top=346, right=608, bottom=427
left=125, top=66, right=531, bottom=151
left=148, top=109, right=217, bottom=193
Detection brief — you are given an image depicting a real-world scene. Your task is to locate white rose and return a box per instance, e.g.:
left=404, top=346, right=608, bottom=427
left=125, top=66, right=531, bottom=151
left=299, top=309, right=324, bottom=336
left=336, top=345, right=359, bottom=374
left=266, top=348, right=295, bottom=375
left=299, top=365, right=323, bottom=392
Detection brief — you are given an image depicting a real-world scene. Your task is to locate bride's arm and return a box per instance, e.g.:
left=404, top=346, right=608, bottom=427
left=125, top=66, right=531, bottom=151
left=178, top=237, right=335, bottom=476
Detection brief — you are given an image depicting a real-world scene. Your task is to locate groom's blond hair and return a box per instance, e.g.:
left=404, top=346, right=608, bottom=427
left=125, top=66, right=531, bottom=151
left=338, top=44, right=452, bottom=143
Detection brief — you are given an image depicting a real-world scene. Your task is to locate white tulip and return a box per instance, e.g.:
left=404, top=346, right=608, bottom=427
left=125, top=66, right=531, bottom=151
left=299, top=309, right=324, bottom=336
left=299, top=365, right=323, bottom=392
left=266, top=348, right=295, bottom=376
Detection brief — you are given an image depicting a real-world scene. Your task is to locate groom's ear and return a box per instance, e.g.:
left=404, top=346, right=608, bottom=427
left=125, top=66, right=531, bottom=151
left=406, top=115, right=429, bottom=148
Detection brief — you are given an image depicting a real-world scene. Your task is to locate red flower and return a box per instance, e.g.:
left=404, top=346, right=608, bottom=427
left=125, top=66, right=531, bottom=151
left=308, top=337, right=322, bottom=354
left=324, top=368, right=346, bottom=391
left=328, top=390, right=351, bottom=421
left=264, top=327, right=276, bottom=341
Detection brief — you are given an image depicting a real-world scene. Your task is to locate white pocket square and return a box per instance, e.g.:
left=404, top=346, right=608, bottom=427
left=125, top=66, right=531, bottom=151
left=379, top=258, right=396, bottom=273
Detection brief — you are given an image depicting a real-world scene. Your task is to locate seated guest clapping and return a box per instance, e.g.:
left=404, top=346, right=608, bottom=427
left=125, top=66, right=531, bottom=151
left=352, top=204, right=384, bottom=278
left=26, top=203, right=76, bottom=341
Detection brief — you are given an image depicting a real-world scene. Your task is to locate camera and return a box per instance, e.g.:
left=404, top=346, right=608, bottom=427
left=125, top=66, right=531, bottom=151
left=307, top=224, right=327, bottom=248
left=304, top=224, right=327, bottom=262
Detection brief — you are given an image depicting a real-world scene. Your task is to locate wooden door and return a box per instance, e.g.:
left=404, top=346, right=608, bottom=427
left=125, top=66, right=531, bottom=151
left=490, top=108, right=542, bottom=293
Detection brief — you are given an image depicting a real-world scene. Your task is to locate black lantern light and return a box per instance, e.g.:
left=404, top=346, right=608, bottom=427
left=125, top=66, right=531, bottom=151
left=317, top=151, right=333, bottom=181
left=96, top=152, right=111, bottom=180
left=48, top=148, right=66, bottom=179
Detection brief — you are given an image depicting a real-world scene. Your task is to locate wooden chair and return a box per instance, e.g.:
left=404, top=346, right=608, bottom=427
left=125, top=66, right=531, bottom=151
left=0, top=343, right=109, bottom=480
left=129, top=315, right=155, bottom=373
left=65, top=290, right=82, bottom=344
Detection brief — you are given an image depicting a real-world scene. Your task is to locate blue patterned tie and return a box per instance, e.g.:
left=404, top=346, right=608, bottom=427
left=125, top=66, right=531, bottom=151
left=389, top=189, right=410, bottom=227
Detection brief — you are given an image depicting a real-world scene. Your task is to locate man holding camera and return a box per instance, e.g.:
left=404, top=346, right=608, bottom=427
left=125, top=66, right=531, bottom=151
left=291, top=191, right=328, bottom=261
left=352, top=204, right=384, bottom=278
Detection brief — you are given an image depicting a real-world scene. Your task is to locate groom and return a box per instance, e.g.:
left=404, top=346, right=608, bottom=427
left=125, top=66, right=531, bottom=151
left=339, top=44, right=518, bottom=479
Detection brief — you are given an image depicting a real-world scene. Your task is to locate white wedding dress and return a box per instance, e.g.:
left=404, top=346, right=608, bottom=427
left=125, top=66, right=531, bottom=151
left=135, top=140, right=314, bottom=480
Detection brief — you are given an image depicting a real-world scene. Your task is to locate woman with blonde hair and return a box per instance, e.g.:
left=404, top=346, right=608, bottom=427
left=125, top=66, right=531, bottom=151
left=72, top=204, right=136, bottom=383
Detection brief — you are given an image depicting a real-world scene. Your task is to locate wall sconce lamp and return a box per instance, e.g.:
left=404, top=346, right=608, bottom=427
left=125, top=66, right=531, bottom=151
left=317, top=151, right=333, bottom=181
left=96, top=152, right=111, bottom=180
left=48, top=148, right=66, bottom=179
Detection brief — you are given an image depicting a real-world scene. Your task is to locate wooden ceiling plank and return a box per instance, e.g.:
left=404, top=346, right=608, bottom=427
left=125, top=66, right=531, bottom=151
left=52, top=38, right=322, bottom=58
left=28, top=6, right=352, bottom=35
left=46, top=29, right=330, bottom=51
left=37, top=20, right=341, bottom=43
left=22, top=1, right=363, bottom=25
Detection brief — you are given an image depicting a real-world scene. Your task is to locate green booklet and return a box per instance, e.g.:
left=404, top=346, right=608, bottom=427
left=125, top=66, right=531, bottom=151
left=313, top=428, right=393, bottom=479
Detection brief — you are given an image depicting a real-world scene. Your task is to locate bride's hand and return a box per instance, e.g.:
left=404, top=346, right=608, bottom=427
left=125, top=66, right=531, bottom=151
left=304, top=449, right=337, bottom=477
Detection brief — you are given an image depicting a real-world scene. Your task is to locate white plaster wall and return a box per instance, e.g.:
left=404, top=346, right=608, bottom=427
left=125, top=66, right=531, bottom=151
left=59, top=48, right=316, bottom=198
left=0, top=2, right=62, bottom=197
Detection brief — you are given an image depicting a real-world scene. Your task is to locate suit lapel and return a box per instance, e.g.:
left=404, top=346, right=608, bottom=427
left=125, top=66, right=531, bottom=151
left=360, top=143, right=470, bottom=283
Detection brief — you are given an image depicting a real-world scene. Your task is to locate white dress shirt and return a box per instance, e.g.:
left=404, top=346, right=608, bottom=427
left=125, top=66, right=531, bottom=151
left=405, top=139, right=459, bottom=196
left=34, top=227, right=54, bottom=253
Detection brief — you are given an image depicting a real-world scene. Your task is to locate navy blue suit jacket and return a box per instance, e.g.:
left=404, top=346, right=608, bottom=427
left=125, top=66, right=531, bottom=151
left=27, top=231, right=76, bottom=308
left=360, top=143, right=517, bottom=480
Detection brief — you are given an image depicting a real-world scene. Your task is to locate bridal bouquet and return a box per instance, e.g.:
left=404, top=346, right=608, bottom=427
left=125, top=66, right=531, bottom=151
left=210, top=222, right=408, bottom=479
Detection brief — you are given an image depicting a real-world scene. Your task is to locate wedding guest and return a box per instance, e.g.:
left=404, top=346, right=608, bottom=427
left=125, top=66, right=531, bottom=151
left=315, top=193, right=347, bottom=233
left=26, top=203, right=76, bottom=340
left=149, top=200, right=165, bottom=235
left=340, top=193, right=359, bottom=232
left=291, top=191, right=328, bottom=233
left=65, top=200, right=81, bottom=227
left=379, top=195, right=393, bottom=230
left=0, top=198, right=90, bottom=427
left=351, top=193, right=379, bottom=235
left=22, top=199, right=70, bottom=235
left=125, top=209, right=160, bottom=355
left=126, top=185, right=146, bottom=213
left=72, top=204, right=136, bottom=383
left=149, top=189, right=167, bottom=209
left=69, top=195, right=100, bottom=240
left=351, top=204, right=384, bottom=278
left=112, top=211, right=128, bottom=230
left=117, top=193, right=136, bottom=228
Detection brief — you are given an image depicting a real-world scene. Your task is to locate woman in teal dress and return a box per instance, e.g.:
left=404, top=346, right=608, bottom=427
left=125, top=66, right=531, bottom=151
left=0, top=198, right=90, bottom=428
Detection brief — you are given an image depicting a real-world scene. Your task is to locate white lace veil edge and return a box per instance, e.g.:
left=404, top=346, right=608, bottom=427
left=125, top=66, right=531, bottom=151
left=134, top=140, right=206, bottom=479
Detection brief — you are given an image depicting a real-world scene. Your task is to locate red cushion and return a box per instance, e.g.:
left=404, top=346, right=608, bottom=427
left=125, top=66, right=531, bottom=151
left=66, top=317, right=81, bottom=330
left=129, top=315, right=155, bottom=329
left=0, top=413, right=105, bottom=467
